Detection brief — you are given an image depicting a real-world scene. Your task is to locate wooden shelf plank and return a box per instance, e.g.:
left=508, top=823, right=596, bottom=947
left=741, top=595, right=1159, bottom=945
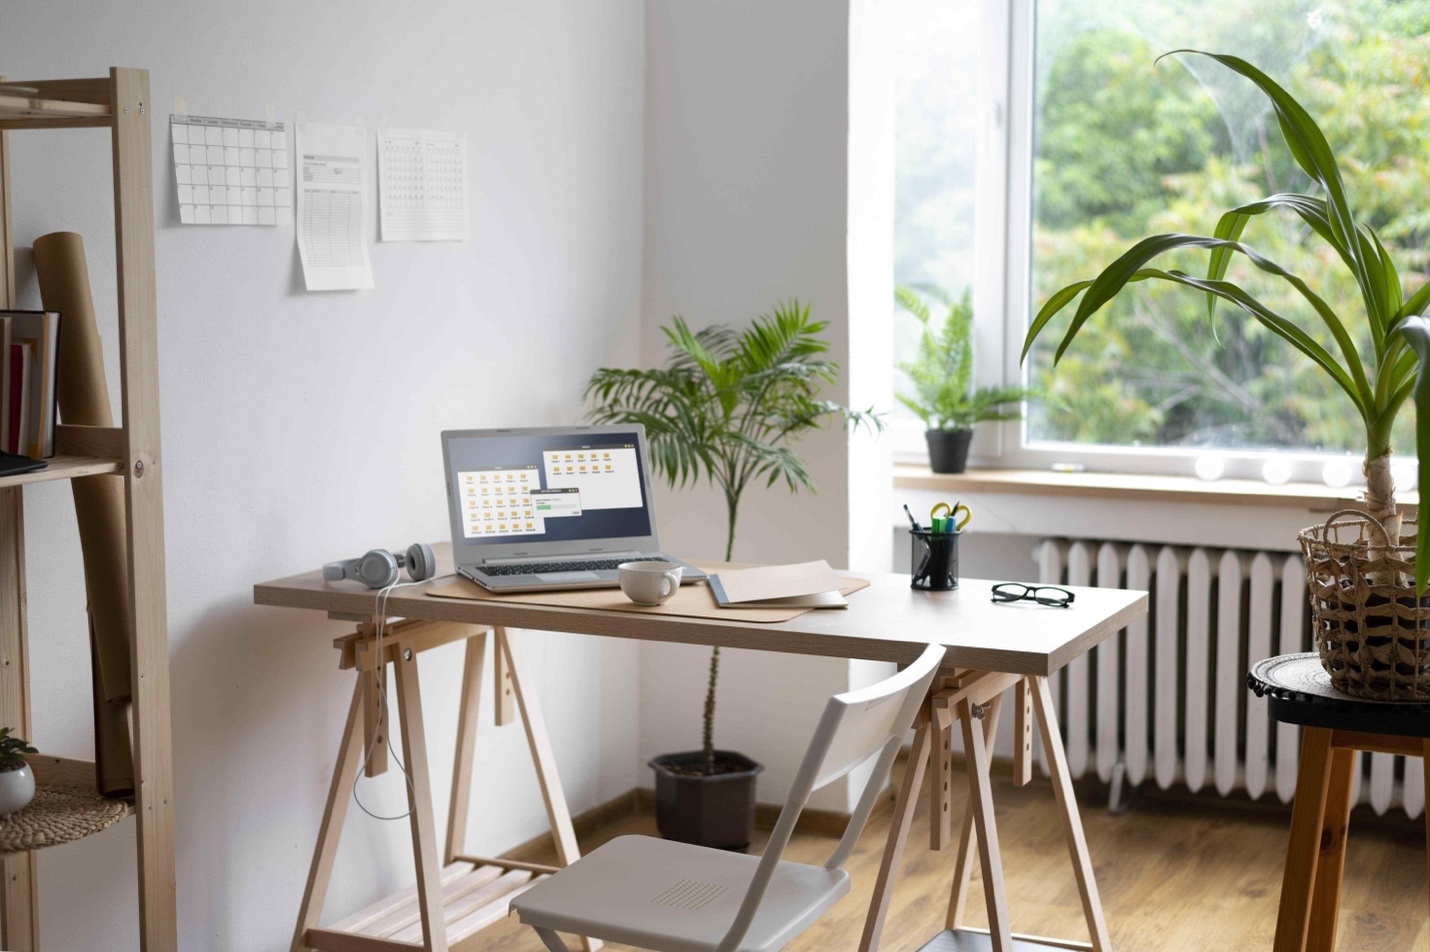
left=0, top=455, right=123, bottom=489
left=307, top=864, right=538, bottom=952
left=0, top=93, right=109, bottom=123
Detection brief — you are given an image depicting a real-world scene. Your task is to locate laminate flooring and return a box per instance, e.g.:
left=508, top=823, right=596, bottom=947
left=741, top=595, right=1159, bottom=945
left=473, top=760, right=1427, bottom=952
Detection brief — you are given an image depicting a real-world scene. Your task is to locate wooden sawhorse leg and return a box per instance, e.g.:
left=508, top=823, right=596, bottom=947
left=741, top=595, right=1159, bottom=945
left=450, top=630, right=600, bottom=952
left=290, top=622, right=598, bottom=952
left=946, top=693, right=1004, bottom=928
left=859, top=708, right=934, bottom=952
left=860, top=674, right=1112, bottom=952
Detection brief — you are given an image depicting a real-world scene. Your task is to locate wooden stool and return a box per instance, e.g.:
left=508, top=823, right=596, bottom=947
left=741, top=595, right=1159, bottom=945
left=1249, top=652, right=1430, bottom=952
left=290, top=619, right=599, bottom=952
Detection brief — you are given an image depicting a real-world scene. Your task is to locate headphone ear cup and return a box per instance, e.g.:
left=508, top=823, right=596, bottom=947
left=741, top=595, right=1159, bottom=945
left=356, top=549, right=400, bottom=589
left=405, top=542, right=436, bottom=582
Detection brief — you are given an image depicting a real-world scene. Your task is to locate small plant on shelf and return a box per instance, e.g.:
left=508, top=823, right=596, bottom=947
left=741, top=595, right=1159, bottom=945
left=896, top=284, right=1030, bottom=473
left=0, top=728, right=36, bottom=772
left=0, top=726, right=37, bottom=820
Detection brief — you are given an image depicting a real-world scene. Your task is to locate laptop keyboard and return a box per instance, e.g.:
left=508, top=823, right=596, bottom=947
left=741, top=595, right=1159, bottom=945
left=481, top=556, right=666, bottom=576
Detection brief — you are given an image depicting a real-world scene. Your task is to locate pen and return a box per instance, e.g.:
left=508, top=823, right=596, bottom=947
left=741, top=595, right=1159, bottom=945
left=903, top=504, right=921, bottom=531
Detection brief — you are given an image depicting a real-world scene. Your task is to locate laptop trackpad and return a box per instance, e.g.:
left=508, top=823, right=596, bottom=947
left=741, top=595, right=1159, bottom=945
left=535, top=571, right=603, bottom=583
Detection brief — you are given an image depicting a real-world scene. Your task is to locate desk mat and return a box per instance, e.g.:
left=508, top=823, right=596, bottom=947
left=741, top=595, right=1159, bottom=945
left=425, top=575, right=870, bottom=624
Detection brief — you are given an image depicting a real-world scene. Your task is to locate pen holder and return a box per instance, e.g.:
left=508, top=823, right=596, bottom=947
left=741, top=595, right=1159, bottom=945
left=910, top=528, right=959, bottom=591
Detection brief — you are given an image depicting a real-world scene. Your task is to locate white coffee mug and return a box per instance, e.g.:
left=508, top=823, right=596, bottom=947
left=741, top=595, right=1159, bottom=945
left=618, top=560, right=683, bottom=605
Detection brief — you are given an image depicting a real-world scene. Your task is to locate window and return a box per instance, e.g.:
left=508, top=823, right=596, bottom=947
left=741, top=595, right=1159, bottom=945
left=891, top=0, right=983, bottom=454
left=896, top=0, right=1430, bottom=480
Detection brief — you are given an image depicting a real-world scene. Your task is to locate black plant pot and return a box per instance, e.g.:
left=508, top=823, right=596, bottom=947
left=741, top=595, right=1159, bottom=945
left=926, top=428, right=974, bottom=474
left=649, top=750, right=763, bottom=850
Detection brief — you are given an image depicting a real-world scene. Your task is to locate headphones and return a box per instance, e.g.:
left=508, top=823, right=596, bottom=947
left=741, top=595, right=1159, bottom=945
left=323, top=543, right=437, bottom=589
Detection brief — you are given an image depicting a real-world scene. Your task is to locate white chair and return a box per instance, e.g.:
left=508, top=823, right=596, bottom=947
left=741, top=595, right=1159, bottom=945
left=512, top=642, right=945, bottom=952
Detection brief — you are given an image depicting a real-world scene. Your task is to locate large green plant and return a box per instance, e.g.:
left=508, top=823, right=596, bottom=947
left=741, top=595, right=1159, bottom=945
left=1024, top=50, right=1430, bottom=587
left=897, top=285, right=1029, bottom=430
left=585, top=301, right=881, bottom=765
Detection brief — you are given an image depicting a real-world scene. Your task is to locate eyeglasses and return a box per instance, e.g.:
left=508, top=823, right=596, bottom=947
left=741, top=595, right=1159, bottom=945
left=991, top=582, right=1075, bottom=608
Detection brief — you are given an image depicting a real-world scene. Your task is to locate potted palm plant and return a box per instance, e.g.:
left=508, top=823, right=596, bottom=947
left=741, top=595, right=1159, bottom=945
left=0, top=727, right=37, bottom=820
left=897, top=285, right=1030, bottom=473
left=585, top=300, right=880, bottom=847
left=1024, top=51, right=1430, bottom=700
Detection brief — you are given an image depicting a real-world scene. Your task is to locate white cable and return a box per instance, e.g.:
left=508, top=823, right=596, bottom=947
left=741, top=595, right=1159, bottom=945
left=351, top=571, right=455, bottom=822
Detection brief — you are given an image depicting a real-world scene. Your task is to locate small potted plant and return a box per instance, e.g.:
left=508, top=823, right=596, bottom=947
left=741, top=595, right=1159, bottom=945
left=896, top=285, right=1030, bottom=473
left=586, top=300, right=880, bottom=848
left=0, top=727, right=37, bottom=820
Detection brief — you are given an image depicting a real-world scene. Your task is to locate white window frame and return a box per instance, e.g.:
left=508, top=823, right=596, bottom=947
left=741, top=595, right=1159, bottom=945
left=894, top=0, right=1391, bottom=488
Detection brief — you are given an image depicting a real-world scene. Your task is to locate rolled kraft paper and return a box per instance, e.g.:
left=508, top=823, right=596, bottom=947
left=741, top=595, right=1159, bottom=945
left=90, top=618, right=134, bottom=797
left=33, top=231, right=133, bottom=704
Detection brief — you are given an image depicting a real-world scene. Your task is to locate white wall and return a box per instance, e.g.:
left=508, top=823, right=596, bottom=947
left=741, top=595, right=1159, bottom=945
left=637, top=0, right=897, bottom=813
left=2, top=2, right=646, bottom=949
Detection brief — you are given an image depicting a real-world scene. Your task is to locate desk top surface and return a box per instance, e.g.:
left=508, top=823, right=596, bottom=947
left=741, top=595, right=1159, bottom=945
left=254, top=550, right=1147, bottom=676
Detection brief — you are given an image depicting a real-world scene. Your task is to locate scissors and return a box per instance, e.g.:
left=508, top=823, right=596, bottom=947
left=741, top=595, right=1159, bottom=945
left=928, top=501, right=972, bottom=533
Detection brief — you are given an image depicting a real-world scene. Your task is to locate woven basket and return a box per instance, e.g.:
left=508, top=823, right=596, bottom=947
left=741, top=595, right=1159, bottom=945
left=1300, top=508, right=1430, bottom=701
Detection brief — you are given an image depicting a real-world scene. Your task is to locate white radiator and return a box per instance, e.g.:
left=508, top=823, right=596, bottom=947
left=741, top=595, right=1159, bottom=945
left=1035, top=539, right=1424, bottom=819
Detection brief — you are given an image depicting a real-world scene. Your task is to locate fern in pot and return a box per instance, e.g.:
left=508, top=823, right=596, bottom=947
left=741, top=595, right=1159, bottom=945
left=897, top=285, right=1029, bottom=473
left=1024, top=51, right=1430, bottom=700
left=585, top=300, right=880, bottom=847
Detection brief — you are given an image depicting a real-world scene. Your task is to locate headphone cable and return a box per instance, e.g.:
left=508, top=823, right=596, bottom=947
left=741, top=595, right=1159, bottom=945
left=351, top=572, right=455, bottom=822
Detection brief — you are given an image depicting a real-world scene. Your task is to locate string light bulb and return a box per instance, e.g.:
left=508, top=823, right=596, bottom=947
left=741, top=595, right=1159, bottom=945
left=1262, top=457, right=1293, bottom=485
left=1193, top=455, right=1225, bottom=481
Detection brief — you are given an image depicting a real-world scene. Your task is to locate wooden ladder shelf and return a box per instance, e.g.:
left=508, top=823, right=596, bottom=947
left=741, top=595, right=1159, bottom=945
left=0, top=68, right=176, bottom=951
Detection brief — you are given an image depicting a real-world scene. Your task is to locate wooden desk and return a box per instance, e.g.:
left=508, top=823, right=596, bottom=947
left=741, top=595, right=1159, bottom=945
left=256, top=553, right=1147, bottom=952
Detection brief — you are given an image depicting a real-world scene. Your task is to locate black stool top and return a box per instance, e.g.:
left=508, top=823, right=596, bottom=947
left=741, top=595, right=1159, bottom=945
left=1248, top=653, right=1430, bottom=738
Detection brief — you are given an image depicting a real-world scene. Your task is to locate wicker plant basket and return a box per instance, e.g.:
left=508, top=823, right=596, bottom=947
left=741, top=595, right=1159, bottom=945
left=1300, top=508, right=1430, bottom=701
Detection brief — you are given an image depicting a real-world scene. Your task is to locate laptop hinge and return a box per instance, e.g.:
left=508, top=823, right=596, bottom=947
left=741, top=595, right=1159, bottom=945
left=483, top=550, right=645, bottom=567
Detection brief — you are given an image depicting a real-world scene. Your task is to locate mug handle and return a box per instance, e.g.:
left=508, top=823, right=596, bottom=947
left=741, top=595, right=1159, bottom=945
left=662, top=571, right=680, bottom=597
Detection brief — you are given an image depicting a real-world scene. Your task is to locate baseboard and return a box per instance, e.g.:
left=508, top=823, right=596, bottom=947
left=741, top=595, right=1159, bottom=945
left=632, top=789, right=858, bottom=838
left=496, top=780, right=868, bottom=863
left=500, top=788, right=643, bottom=863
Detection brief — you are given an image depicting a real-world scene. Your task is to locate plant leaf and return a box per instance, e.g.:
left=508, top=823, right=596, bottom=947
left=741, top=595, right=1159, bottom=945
left=1139, top=267, right=1366, bottom=412
left=1396, top=315, right=1430, bottom=592
left=1163, top=50, right=1385, bottom=332
left=1041, top=233, right=1372, bottom=407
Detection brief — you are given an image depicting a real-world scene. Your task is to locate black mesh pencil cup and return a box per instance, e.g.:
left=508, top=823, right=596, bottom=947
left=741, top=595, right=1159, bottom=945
left=910, top=528, right=959, bottom=591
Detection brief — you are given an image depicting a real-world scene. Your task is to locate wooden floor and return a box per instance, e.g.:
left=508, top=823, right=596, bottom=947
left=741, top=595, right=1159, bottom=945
left=475, top=759, right=1428, bottom=952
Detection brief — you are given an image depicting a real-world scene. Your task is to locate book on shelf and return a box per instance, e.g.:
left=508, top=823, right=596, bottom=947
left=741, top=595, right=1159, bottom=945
left=2, top=310, right=60, bottom=460
left=0, top=317, right=9, bottom=452
left=9, top=340, right=30, bottom=456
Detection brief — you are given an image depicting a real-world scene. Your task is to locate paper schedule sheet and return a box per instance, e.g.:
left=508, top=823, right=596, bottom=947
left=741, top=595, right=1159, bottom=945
left=377, top=128, right=469, bottom=242
left=295, top=122, right=374, bottom=291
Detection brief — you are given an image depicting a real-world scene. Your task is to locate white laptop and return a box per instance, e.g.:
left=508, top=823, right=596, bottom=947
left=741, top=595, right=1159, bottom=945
left=441, top=425, right=708, bottom=593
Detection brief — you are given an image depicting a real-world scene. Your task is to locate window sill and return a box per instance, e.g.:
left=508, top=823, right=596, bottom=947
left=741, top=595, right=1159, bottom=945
left=893, top=464, right=1418, bottom=513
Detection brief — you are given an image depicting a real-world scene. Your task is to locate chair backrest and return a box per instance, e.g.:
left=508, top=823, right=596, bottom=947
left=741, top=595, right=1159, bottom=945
left=713, top=643, right=944, bottom=952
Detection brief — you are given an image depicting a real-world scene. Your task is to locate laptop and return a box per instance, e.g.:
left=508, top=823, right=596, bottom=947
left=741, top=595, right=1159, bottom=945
left=441, top=425, right=708, bottom=593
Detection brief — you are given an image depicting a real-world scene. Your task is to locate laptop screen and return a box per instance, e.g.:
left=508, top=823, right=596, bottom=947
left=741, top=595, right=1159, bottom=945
left=444, top=429, right=654, bottom=548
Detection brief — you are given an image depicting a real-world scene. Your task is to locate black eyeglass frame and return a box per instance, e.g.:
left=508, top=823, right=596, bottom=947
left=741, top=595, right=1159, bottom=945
left=990, top=582, right=1075, bottom=608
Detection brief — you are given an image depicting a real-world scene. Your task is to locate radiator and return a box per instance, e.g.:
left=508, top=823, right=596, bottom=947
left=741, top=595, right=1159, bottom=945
left=1035, top=538, right=1424, bottom=819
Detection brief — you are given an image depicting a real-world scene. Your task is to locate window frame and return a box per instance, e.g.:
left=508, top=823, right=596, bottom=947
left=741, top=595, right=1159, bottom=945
left=891, top=0, right=1393, bottom=488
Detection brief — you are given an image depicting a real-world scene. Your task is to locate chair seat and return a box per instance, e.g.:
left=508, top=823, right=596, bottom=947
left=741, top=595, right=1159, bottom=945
left=512, top=835, right=851, bottom=952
